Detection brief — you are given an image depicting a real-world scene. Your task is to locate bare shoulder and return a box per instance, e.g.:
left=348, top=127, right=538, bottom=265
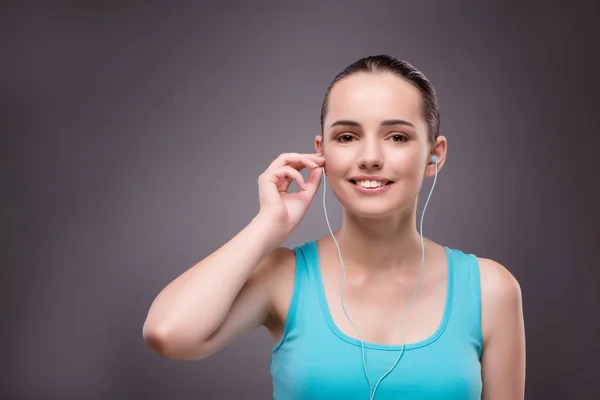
left=478, top=257, right=522, bottom=304
left=477, top=257, right=527, bottom=398
left=257, top=246, right=296, bottom=285
left=477, top=257, right=523, bottom=342
left=253, top=246, right=296, bottom=304
left=477, top=257, right=521, bottom=296
left=255, top=246, right=295, bottom=277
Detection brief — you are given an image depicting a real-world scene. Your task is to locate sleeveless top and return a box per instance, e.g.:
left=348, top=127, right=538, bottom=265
left=270, top=239, right=483, bottom=399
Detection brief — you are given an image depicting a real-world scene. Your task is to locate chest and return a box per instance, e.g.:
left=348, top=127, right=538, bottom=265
left=318, top=257, right=449, bottom=346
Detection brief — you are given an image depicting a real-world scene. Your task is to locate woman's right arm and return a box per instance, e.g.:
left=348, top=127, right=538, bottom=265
left=142, top=214, right=287, bottom=360
left=142, top=152, right=325, bottom=360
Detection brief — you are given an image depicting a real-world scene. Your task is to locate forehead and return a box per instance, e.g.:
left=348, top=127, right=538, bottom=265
left=326, top=72, right=423, bottom=126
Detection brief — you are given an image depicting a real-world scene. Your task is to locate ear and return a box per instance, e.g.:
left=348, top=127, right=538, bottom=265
left=314, top=135, right=327, bottom=175
left=425, top=135, right=447, bottom=177
left=314, top=135, right=324, bottom=155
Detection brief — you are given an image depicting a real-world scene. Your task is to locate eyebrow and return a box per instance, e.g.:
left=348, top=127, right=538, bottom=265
left=329, top=119, right=416, bottom=129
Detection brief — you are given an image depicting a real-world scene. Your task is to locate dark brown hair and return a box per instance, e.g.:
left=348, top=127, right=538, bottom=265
left=320, top=55, right=440, bottom=144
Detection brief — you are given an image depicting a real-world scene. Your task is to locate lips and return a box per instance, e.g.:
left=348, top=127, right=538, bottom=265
left=349, top=179, right=393, bottom=194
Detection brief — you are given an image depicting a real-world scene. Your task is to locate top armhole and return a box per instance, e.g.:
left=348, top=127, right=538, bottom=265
left=470, top=253, right=484, bottom=358
left=271, top=246, right=304, bottom=353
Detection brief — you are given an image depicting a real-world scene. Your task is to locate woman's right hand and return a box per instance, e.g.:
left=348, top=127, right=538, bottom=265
left=256, top=152, right=325, bottom=238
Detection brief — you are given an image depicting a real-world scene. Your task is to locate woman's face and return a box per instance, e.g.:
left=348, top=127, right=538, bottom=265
left=317, top=71, right=436, bottom=219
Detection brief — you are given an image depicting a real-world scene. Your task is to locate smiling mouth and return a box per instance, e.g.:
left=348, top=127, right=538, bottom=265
left=349, top=179, right=393, bottom=189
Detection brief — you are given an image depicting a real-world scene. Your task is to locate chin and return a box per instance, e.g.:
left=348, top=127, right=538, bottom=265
left=350, top=202, right=404, bottom=218
left=338, top=196, right=401, bottom=220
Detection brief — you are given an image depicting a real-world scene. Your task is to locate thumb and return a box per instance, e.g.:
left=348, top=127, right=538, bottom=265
left=301, top=166, right=323, bottom=200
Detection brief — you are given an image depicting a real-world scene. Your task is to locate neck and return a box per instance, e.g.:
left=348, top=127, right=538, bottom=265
left=333, top=201, right=425, bottom=273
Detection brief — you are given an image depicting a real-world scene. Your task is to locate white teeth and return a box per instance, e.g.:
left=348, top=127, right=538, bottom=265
left=355, top=180, right=386, bottom=188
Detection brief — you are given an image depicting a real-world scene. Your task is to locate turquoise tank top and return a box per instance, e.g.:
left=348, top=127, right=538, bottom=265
left=270, top=239, right=483, bottom=399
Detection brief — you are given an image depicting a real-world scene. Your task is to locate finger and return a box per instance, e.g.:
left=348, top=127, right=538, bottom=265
left=300, top=165, right=323, bottom=198
left=277, top=176, right=293, bottom=193
left=286, top=154, right=325, bottom=172
left=302, top=153, right=326, bottom=165
left=270, top=153, right=324, bottom=170
left=270, top=166, right=307, bottom=191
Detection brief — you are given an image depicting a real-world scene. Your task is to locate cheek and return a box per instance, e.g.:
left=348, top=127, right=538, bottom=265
left=394, top=154, right=424, bottom=178
left=323, top=150, right=352, bottom=173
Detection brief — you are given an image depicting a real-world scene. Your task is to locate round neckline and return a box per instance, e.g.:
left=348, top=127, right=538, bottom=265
left=311, top=239, right=454, bottom=351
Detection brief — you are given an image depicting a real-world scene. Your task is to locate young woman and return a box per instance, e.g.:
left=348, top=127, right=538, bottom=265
left=143, top=55, right=526, bottom=399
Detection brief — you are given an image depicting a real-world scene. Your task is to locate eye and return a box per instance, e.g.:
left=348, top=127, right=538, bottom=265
left=389, top=134, right=408, bottom=143
left=336, top=134, right=355, bottom=143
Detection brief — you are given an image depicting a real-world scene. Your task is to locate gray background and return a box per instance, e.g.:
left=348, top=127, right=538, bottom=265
left=3, top=1, right=599, bottom=398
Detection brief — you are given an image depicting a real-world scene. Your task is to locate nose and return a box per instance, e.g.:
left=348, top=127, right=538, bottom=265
left=356, top=141, right=383, bottom=170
